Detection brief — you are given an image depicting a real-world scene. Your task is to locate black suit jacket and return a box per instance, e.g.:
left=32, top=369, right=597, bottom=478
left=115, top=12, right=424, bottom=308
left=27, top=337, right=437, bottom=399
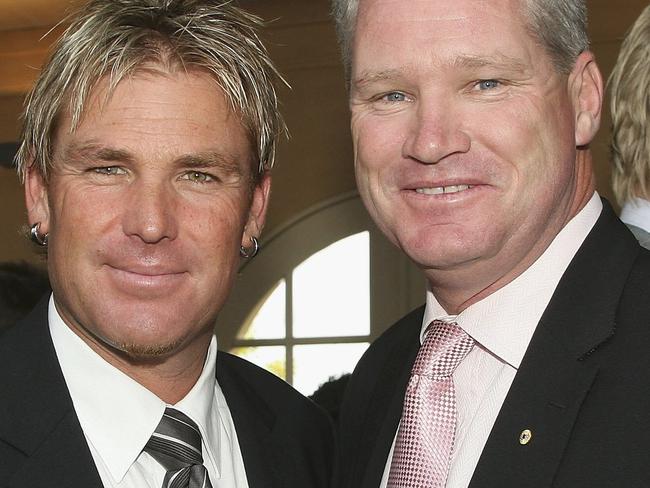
left=0, top=300, right=334, bottom=488
left=339, top=202, right=650, bottom=487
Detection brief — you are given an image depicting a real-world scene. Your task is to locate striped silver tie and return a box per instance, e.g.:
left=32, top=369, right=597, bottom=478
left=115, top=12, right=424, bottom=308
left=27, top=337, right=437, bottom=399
left=145, top=408, right=213, bottom=488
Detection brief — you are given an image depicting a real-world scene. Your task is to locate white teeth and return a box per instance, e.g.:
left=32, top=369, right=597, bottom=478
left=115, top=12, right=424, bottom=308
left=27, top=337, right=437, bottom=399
left=416, top=184, right=471, bottom=195
left=416, top=187, right=444, bottom=195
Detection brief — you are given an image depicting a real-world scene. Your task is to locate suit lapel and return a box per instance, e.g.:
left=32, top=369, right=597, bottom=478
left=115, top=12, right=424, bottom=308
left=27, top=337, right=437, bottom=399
left=216, top=352, right=279, bottom=488
left=470, top=202, right=640, bottom=487
left=7, top=411, right=102, bottom=488
left=359, top=308, right=423, bottom=488
left=0, top=297, right=102, bottom=488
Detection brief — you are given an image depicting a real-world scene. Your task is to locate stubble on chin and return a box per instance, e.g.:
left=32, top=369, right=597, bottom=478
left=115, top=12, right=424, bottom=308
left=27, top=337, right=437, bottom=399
left=115, top=338, right=184, bottom=363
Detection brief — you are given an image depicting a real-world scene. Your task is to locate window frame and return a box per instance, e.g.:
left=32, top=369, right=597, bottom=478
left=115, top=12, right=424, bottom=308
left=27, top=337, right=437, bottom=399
left=215, top=192, right=424, bottom=387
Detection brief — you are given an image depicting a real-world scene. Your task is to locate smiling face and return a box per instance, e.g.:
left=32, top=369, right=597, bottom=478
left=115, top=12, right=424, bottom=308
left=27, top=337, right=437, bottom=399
left=350, top=0, right=601, bottom=310
left=26, top=69, right=270, bottom=361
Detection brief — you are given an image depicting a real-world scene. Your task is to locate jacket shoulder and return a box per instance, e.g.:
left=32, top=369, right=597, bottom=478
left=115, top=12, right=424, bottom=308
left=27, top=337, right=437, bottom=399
left=217, top=350, right=326, bottom=417
left=616, top=246, right=650, bottom=325
left=356, top=305, right=424, bottom=372
left=0, top=298, right=101, bottom=487
left=336, top=306, right=423, bottom=488
left=217, top=351, right=335, bottom=488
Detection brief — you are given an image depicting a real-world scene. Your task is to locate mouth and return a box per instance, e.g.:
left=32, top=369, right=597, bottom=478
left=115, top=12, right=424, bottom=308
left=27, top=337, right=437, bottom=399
left=415, top=184, right=473, bottom=195
left=108, top=265, right=184, bottom=277
left=104, top=264, right=187, bottom=296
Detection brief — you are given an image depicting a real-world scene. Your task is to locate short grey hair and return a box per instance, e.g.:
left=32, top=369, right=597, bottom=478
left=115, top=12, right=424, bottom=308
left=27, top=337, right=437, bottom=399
left=16, top=0, right=286, bottom=183
left=608, top=5, right=650, bottom=205
left=331, top=0, right=589, bottom=81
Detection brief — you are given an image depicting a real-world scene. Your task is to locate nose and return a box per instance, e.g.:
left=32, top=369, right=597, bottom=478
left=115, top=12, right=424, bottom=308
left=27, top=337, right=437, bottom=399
left=402, top=97, right=471, bottom=164
left=121, top=178, right=178, bottom=244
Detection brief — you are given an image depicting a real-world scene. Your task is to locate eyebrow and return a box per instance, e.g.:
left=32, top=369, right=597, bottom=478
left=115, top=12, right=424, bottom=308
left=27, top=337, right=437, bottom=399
left=353, top=69, right=404, bottom=90
left=452, top=53, right=529, bottom=73
left=174, top=152, right=245, bottom=178
left=352, top=53, right=529, bottom=90
left=61, top=141, right=245, bottom=177
left=62, top=142, right=134, bottom=165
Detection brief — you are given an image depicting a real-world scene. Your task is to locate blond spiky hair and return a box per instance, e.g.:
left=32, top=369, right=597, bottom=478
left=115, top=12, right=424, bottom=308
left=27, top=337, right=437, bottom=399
left=15, top=0, right=286, bottom=183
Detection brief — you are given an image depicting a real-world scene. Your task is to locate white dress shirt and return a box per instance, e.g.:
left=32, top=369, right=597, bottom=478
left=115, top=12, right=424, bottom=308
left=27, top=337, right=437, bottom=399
left=380, top=192, right=603, bottom=488
left=48, top=297, right=249, bottom=488
left=620, top=197, right=650, bottom=233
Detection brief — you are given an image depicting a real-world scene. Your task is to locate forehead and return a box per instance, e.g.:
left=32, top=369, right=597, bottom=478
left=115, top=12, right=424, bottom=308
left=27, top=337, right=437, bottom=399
left=54, top=68, right=252, bottom=161
left=352, top=0, right=542, bottom=77
left=74, top=67, right=229, bottom=127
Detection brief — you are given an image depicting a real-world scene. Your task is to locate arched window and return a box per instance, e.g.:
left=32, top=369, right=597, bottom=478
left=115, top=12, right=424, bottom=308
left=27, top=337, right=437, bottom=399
left=216, top=193, right=423, bottom=395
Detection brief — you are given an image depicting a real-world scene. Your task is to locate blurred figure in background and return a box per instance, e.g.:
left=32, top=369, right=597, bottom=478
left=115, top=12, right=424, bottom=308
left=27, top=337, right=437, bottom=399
left=0, top=261, right=49, bottom=331
left=609, top=5, right=650, bottom=249
left=309, top=373, right=350, bottom=424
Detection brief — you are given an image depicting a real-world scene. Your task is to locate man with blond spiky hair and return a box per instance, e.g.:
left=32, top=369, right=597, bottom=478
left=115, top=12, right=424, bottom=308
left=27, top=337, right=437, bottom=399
left=332, top=0, right=650, bottom=486
left=609, top=5, right=650, bottom=249
left=0, top=1, right=333, bottom=487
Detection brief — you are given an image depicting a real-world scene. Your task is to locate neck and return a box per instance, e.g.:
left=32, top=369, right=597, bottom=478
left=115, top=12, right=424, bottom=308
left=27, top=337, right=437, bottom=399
left=63, top=315, right=212, bottom=404
left=111, top=341, right=211, bottom=404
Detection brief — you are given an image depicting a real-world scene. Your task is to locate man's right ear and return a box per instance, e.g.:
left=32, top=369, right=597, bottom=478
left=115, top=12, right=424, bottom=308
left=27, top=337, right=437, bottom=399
left=24, top=162, right=51, bottom=233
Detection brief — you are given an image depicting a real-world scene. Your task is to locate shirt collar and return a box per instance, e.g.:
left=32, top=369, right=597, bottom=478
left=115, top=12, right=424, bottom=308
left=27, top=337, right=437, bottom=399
left=48, top=296, right=219, bottom=482
left=422, top=192, right=602, bottom=369
left=619, top=197, right=650, bottom=233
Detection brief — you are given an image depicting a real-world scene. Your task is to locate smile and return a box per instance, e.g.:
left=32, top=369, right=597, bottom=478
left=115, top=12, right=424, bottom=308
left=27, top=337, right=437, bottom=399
left=415, top=185, right=473, bottom=195
left=105, top=265, right=188, bottom=297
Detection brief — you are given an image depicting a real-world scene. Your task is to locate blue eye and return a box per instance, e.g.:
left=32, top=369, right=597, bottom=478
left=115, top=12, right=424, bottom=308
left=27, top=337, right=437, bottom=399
left=477, top=79, right=500, bottom=90
left=183, top=171, right=214, bottom=183
left=93, top=166, right=125, bottom=175
left=382, top=92, right=407, bottom=102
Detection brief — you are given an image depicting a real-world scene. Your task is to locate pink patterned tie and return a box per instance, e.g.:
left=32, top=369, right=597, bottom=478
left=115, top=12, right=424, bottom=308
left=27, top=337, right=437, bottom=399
left=387, top=320, right=474, bottom=488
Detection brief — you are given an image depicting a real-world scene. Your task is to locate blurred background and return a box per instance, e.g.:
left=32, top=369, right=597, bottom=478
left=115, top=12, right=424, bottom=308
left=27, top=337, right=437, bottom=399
left=0, top=0, right=646, bottom=395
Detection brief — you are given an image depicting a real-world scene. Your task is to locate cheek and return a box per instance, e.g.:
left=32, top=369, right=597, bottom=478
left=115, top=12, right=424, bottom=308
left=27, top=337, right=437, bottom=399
left=522, top=109, right=575, bottom=191
left=48, top=185, right=113, bottom=249
left=187, top=195, right=249, bottom=252
left=476, top=99, right=563, bottom=187
left=353, top=112, right=406, bottom=166
left=353, top=116, right=407, bottom=207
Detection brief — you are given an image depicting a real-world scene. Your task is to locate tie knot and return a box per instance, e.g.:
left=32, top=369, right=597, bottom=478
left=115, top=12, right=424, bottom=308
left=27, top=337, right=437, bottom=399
left=145, top=408, right=204, bottom=469
left=414, top=320, right=474, bottom=378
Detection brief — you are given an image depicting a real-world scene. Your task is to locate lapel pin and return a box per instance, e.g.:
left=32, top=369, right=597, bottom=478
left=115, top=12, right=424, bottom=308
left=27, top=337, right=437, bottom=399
left=519, top=429, right=533, bottom=445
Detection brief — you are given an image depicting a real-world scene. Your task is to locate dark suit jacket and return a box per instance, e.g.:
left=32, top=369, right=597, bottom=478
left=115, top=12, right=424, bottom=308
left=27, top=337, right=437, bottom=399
left=627, top=223, right=650, bottom=250
left=0, top=300, right=334, bottom=488
left=339, top=202, right=650, bottom=487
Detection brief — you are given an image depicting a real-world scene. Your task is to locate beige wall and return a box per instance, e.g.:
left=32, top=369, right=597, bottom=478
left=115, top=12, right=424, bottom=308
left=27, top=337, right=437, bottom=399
left=0, top=0, right=648, bottom=264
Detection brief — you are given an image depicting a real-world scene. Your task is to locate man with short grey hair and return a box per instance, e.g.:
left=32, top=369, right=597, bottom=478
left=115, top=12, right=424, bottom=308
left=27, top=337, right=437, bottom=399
left=332, top=0, right=650, bottom=486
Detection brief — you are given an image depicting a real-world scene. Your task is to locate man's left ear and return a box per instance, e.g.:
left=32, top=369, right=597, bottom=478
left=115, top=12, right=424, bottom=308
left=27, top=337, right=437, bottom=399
left=570, top=51, right=604, bottom=147
left=242, top=171, right=272, bottom=246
